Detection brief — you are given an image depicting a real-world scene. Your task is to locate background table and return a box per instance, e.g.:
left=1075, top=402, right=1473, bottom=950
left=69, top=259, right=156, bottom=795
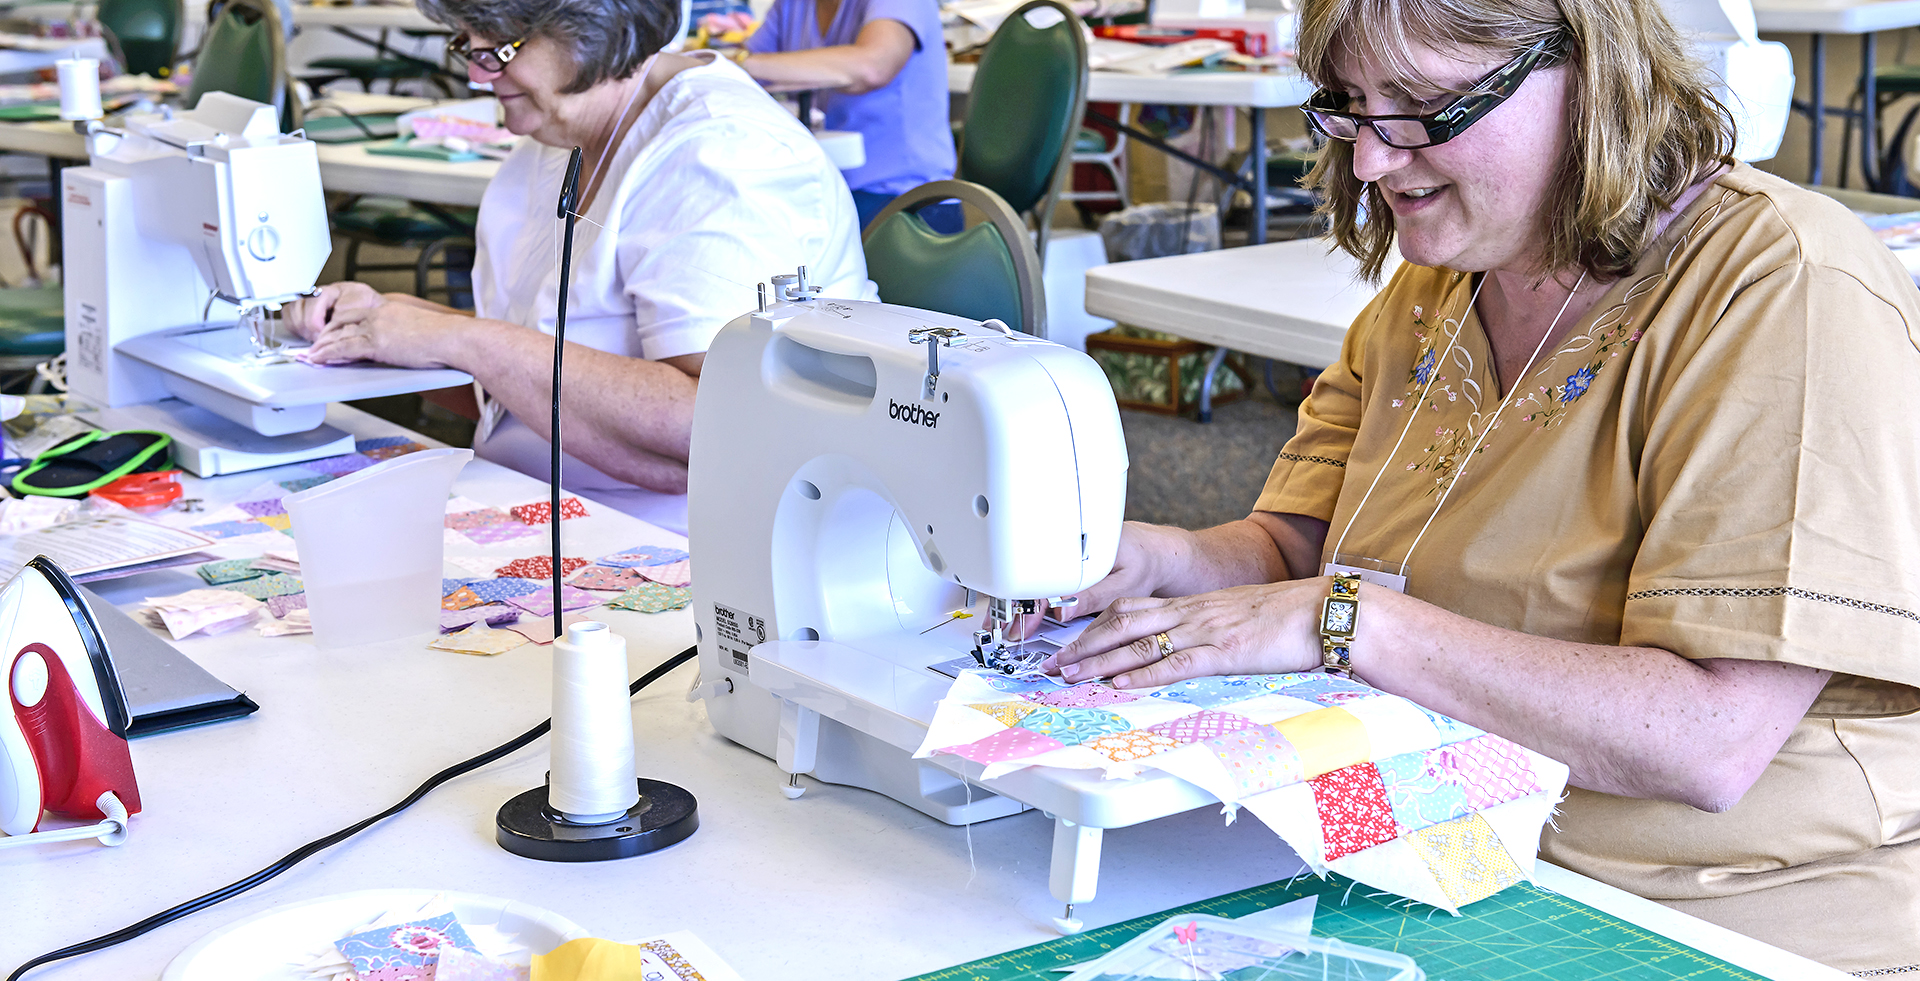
left=1, top=406, right=1851, bottom=981
left=948, top=63, right=1315, bottom=245
left=1751, top=0, right=1920, bottom=188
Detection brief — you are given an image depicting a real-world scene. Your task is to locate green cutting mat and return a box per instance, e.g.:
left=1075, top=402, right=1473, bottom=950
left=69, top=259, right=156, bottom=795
left=902, top=875, right=1767, bottom=981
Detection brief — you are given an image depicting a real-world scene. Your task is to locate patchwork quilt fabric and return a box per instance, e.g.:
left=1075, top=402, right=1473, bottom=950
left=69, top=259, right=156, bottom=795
left=916, top=670, right=1569, bottom=913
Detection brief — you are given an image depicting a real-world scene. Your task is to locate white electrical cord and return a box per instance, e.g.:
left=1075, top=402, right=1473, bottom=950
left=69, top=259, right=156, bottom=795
left=0, top=791, right=129, bottom=850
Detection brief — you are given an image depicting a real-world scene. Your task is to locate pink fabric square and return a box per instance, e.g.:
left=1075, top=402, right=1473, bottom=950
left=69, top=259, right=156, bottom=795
left=1311, top=763, right=1403, bottom=861
left=636, top=559, right=691, bottom=587
left=1145, top=709, right=1262, bottom=746
left=446, top=507, right=513, bottom=531
left=1207, top=725, right=1304, bottom=796
left=1430, top=734, right=1541, bottom=810
left=462, top=521, right=540, bottom=545
left=937, top=726, right=1066, bottom=763
left=569, top=565, right=640, bottom=591
left=1022, top=684, right=1141, bottom=708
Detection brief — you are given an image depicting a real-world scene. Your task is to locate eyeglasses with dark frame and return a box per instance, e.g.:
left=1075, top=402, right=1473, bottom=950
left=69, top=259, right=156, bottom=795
left=446, top=32, right=528, bottom=73
left=1299, top=38, right=1555, bottom=150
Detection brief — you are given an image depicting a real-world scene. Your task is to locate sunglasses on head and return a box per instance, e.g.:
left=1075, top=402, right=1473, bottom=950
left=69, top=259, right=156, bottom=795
left=1299, top=37, right=1556, bottom=150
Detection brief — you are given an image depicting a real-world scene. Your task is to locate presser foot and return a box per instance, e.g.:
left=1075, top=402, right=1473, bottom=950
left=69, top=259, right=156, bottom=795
left=781, top=772, right=806, bottom=800
left=1052, top=904, right=1084, bottom=935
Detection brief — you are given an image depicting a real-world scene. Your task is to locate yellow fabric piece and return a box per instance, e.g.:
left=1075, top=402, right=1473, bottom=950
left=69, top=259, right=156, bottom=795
left=1270, top=707, right=1367, bottom=778
left=427, top=624, right=526, bottom=656
left=1407, top=813, right=1523, bottom=908
left=256, top=512, right=293, bottom=531
left=968, top=701, right=1036, bottom=727
left=534, top=938, right=649, bottom=981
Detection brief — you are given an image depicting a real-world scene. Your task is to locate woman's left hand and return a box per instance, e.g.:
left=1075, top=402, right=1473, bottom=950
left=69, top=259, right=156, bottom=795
left=1047, top=578, right=1332, bottom=689
left=306, top=302, right=466, bottom=370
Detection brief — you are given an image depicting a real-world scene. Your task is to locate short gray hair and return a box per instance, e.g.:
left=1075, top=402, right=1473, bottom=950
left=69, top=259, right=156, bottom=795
left=422, top=0, right=682, bottom=93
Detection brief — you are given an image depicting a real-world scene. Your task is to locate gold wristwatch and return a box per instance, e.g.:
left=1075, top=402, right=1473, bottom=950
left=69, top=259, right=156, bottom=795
left=1320, top=573, right=1361, bottom=677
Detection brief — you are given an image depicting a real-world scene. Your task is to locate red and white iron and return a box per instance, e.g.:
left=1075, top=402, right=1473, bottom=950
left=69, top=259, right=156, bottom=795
left=0, top=555, right=141, bottom=845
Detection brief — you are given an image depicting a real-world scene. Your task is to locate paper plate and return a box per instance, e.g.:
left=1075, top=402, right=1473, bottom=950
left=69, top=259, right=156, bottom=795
left=162, top=888, right=590, bottom=981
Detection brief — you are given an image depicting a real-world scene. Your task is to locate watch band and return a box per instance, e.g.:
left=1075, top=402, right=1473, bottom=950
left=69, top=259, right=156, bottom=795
left=1320, top=572, right=1361, bottom=676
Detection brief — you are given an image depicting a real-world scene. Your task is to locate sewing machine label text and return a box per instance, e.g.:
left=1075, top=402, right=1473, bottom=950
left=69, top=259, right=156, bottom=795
left=713, top=602, right=766, bottom=670
left=888, top=399, right=940, bottom=429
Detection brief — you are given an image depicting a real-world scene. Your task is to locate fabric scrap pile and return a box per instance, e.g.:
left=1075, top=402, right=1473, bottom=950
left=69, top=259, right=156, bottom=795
left=294, top=894, right=532, bottom=981
left=917, top=670, right=1570, bottom=912
left=139, top=549, right=310, bottom=638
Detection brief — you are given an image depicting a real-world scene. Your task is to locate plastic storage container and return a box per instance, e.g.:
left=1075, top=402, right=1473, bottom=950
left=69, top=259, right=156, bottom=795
left=1061, top=913, right=1423, bottom=981
left=284, top=447, right=472, bottom=648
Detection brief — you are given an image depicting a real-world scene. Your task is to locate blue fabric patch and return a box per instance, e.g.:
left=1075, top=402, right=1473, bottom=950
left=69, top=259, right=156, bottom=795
left=596, top=544, right=690, bottom=568
left=1375, top=746, right=1472, bottom=833
left=977, top=673, right=1061, bottom=695
left=1147, top=674, right=1295, bottom=709
left=192, top=519, right=270, bottom=540
left=354, top=436, right=414, bottom=452
left=1272, top=673, right=1383, bottom=706
left=464, top=577, right=543, bottom=602
left=1014, top=707, right=1132, bottom=746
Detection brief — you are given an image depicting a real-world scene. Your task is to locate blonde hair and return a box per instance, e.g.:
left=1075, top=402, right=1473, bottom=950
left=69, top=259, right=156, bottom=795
left=1297, top=0, right=1736, bottom=281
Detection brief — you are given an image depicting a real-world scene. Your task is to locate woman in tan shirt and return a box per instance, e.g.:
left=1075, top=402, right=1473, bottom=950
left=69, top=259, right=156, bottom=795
left=1044, top=0, right=1920, bottom=970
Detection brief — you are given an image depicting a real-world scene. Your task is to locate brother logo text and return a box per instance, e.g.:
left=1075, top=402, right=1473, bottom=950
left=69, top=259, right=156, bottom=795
left=888, top=399, right=940, bottom=429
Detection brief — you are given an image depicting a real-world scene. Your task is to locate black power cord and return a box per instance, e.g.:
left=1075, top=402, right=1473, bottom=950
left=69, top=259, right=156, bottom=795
left=7, top=643, right=700, bottom=981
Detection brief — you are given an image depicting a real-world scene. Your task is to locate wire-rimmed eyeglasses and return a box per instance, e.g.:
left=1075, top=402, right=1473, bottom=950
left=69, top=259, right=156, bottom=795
left=1299, top=38, right=1556, bottom=150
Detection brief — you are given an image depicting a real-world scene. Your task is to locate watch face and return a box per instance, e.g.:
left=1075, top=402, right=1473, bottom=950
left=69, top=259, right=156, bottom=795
left=1323, top=598, right=1357, bottom=633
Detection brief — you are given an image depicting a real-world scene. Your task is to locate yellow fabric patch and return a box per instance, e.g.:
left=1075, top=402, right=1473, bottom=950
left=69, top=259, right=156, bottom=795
left=1085, top=729, right=1181, bottom=762
left=968, top=702, right=1037, bottom=727
left=428, top=624, right=526, bottom=656
left=1407, top=812, right=1524, bottom=908
left=1271, top=706, right=1369, bottom=777
left=256, top=513, right=293, bottom=531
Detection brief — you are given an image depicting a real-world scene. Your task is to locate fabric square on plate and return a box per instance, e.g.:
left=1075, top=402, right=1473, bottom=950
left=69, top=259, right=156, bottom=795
left=596, top=545, right=689, bottom=568
left=1144, top=708, right=1261, bottom=746
left=1014, top=707, right=1132, bottom=746
left=219, top=572, right=304, bottom=600
left=1312, top=762, right=1402, bottom=861
left=1022, top=684, right=1141, bottom=709
left=938, top=726, right=1066, bottom=763
left=967, top=701, right=1038, bottom=727
left=510, top=497, right=589, bottom=525
left=1206, top=724, right=1304, bottom=796
left=1406, top=812, right=1524, bottom=907
left=278, top=475, right=334, bottom=493
left=442, top=586, right=485, bottom=611
left=335, top=912, right=477, bottom=978
left=465, top=577, right=543, bottom=603
left=1375, top=746, right=1472, bottom=832
left=1432, top=734, right=1541, bottom=810
left=462, top=521, right=541, bottom=545
left=493, top=556, right=590, bottom=580
left=234, top=498, right=287, bottom=518
left=1148, top=675, right=1292, bottom=709
left=304, top=453, right=379, bottom=476
left=191, top=519, right=271, bottom=540
left=569, top=565, right=640, bottom=591
left=1274, top=673, right=1382, bottom=706
left=1084, top=728, right=1181, bottom=762
left=197, top=557, right=265, bottom=585
left=506, top=585, right=601, bottom=618
left=446, top=507, right=515, bottom=531
left=607, top=582, right=692, bottom=613
left=634, top=559, right=691, bottom=587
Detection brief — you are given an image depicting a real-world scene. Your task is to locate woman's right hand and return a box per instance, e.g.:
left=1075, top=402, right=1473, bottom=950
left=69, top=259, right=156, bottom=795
left=283, top=282, right=385, bottom=341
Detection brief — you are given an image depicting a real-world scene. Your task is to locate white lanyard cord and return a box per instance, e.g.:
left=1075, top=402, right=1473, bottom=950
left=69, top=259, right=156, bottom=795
left=1327, top=271, right=1486, bottom=561
left=1399, top=269, right=1588, bottom=569
left=574, top=52, right=660, bottom=223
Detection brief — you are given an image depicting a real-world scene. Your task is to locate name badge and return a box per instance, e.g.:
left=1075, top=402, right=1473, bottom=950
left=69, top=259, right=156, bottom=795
left=1323, top=556, right=1408, bottom=594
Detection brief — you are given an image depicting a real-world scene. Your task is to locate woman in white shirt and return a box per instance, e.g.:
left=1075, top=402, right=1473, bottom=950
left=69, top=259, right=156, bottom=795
left=287, top=0, right=871, bottom=534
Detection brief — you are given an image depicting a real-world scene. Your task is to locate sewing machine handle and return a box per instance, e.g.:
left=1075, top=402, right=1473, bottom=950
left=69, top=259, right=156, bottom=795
left=769, top=314, right=887, bottom=362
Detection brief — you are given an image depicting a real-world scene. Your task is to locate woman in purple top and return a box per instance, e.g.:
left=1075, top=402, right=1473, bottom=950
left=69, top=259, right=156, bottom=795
left=734, top=0, right=959, bottom=231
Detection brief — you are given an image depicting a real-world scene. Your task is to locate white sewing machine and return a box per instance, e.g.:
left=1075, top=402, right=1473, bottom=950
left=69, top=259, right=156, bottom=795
left=688, top=272, right=1221, bottom=931
left=59, top=92, right=472, bottom=475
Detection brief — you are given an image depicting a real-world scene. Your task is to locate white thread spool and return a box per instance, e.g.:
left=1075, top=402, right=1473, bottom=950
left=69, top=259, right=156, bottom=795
left=548, top=621, right=639, bottom=823
left=56, top=57, right=101, bottom=121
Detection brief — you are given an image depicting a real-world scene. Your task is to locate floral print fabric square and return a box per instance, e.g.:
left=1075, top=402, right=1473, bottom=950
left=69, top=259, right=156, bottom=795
left=1408, top=812, right=1525, bottom=907
left=1015, top=707, right=1132, bottom=746
left=1145, top=709, right=1261, bottom=745
left=1149, top=675, right=1294, bottom=709
left=1206, top=725, right=1304, bottom=796
left=968, top=702, right=1038, bottom=727
left=943, top=726, right=1065, bottom=763
left=1085, top=729, right=1181, bottom=762
left=1432, top=734, right=1540, bottom=810
left=1273, top=673, right=1381, bottom=706
left=1021, top=684, right=1140, bottom=709
left=1312, top=762, right=1402, bottom=861
left=1374, top=747, right=1472, bottom=832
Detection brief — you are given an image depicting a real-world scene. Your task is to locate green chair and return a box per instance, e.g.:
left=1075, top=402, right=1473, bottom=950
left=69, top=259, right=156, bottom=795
left=954, top=0, right=1088, bottom=266
left=98, top=0, right=183, bottom=78
left=187, top=0, right=299, bottom=131
left=863, top=179, right=1047, bottom=337
left=330, top=197, right=477, bottom=306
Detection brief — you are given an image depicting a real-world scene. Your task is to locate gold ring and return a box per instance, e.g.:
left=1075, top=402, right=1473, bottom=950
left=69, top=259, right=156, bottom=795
left=1153, top=631, right=1175, bottom=660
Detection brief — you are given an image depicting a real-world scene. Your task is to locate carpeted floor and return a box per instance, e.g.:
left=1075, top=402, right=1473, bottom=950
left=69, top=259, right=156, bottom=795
left=1118, top=386, right=1303, bottom=531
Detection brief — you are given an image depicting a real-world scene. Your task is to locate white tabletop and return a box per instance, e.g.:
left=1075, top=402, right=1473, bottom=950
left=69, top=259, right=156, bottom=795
left=1, top=405, right=1854, bottom=981
left=1084, top=237, right=1391, bottom=368
left=290, top=3, right=446, bottom=32
left=948, top=62, right=1314, bottom=108
left=0, top=37, right=109, bottom=77
left=1751, top=0, right=1920, bottom=34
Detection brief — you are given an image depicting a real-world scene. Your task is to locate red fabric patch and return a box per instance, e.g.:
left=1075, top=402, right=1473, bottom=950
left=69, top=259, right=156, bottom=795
left=493, top=556, right=590, bottom=580
left=1311, top=762, right=1403, bottom=861
left=510, top=497, right=589, bottom=525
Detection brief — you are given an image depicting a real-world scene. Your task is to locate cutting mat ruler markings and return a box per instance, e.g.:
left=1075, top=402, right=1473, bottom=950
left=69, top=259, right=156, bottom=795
left=902, top=875, right=1769, bottom=981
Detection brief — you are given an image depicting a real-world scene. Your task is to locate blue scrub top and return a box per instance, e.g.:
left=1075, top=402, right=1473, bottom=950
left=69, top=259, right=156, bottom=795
left=748, top=0, right=957, bottom=196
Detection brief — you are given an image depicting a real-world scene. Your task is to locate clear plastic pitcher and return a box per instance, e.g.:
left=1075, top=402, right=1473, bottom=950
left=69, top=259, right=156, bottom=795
left=284, top=447, right=473, bottom=648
